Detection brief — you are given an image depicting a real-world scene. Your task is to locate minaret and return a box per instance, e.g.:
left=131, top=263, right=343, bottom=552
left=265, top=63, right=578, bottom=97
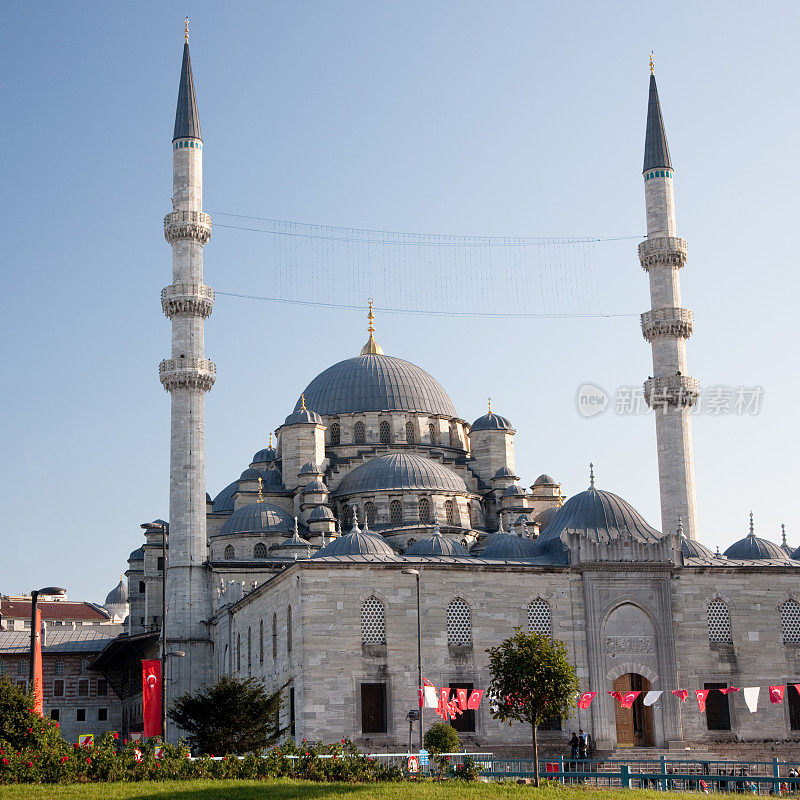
left=639, top=55, right=699, bottom=540
left=159, top=19, right=215, bottom=729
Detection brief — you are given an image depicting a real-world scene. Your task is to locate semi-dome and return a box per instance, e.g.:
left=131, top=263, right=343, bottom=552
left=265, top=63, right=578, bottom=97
left=312, top=527, right=396, bottom=559
left=724, top=516, right=789, bottom=561
left=533, top=474, right=557, bottom=487
left=482, top=533, right=539, bottom=559
left=105, top=577, right=128, bottom=606
left=296, top=354, right=457, bottom=417
left=218, top=502, right=295, bottom=536
left=471, top=412, right=513, bottom=432
left=404, top=531, right=470, bottom=557
left=333, top=453, right=468, bottom=496
left=308, top=506, right=335, bottom=522
left=681, top=537, right=715, bottom=559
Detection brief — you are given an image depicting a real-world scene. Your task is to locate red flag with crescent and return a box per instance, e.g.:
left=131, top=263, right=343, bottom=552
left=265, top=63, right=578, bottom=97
left=672, top=689, right=688, bottom=702
left=142, top=660, right=162, bottom=738
left=457, top=688, right=469, bottom=711
left=695, top=689, right=710, bottom=712
left=578, top=691, right=597, bottom=709
left=619, top=691, right=640, bottom=709
left=607, top=691, right=622, bottom=702
left=466, top=690, right=484, bottom=710
left=720, top=687, right=741, bottom=695
left=770, top=686, right=785, bottom=704
left=32, top=609, right=43, bottom=716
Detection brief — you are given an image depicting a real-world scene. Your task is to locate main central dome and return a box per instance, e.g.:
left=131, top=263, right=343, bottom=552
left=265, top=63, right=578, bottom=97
left=295, top=353, right=457, bottom=417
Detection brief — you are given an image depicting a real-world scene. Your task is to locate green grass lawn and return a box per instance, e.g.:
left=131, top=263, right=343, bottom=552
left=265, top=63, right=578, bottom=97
left=0, top=779, right=705, bottom=800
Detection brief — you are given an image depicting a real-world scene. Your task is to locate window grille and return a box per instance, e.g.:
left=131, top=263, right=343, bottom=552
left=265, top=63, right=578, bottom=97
left=330, top=423, right=341, bottom=445
left=429, top=422, right=438, bottom=445
left=406, top=421, right=415, bottom=443
left=287, top=606, right=293, bottom=652
left=782, top=600, right=800, bottom=644
left=78, top=679, right=89, bottom=697
left=707, top=599, right=733, bottom=643
left=528, top=599, right=552, bottom=636
left=418, top=497, right=431, bottom=524
left=361, top=597, right=386, bottom=644
left=447, top=598, right=472, bottom=646
left=53, top=679, right=64, bottom=697
left=379, top=421, right=391, bottom=444
left=224, top=544, right=235, bottom=560
left=272, top=613, right=277, bottom=660
left=342, top=504, right=353, bottom=528
left=254, top=542, right=268, bottom=558
left=54, top=660, right=64, bottom=675
left=80, top=659, right=89, bottom=674
left=365, top=502, right=376, bottom=527
left=354, top=421, right=366, bottom=444
left=390, top=500, right=403, bottom=525
left=445, top=499, right=455, bottom=525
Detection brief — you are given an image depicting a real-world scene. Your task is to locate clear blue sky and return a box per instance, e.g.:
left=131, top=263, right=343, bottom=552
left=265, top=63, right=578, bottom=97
left=1, top=2, right=798, bottom=603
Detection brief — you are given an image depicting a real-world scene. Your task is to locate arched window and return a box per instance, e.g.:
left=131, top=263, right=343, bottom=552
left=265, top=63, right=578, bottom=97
left=406, top=421, right=415, bottom=443
left=449, top=426, right=458, bottom=448
left=223, top=643, right=229, bottom=674
left=447, top=598, right=472, bottom=646
left=259, top=620, right=264, bottom=665
left=247, top=627, right=252, bottom=674
left=429, top=422, right=438, bottom=445
left=224, top=544, right=235, bottom=560
left=528, top=599, right=552, bottom=636
left=287, top=605, right=293, bottom=652
left=445, top=499, right=455, bottom=525
left=390, top=500, right=403, bottom=525
left=361, top=597, right=386, bottom=644
left=254, top=542, right=268, bottom=558
left=236, top=634, right=241, bottom=671
left=707, top=599, right=733, bottom=643
left=418, top=497, right=431, bottom=524
left=330, top=423, right=341, bottom=445
left=272, top=613, right=278, bottom=660
left=365, top=502, right=376, bottom=527
left=781, top=600, right=800, bottom=644
left=379, top=421, right=391, bottom=444
left=467, top=503, right=473, bottom=528
left=354, top=421, right=366, bottom=444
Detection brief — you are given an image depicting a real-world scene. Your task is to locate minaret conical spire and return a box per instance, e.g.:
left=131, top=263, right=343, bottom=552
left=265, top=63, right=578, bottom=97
left=173, top=23, right=201, bottom=142
left=643, top=59, right=671, bottom=173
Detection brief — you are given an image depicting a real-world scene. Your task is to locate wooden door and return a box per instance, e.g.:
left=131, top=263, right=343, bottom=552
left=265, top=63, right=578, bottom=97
left=613, top=674, right=634, bottom=747
left=631, top=675, right=655, bottom=747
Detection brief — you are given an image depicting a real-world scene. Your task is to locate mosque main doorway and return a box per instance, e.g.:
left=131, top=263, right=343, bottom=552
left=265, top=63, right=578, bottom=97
left=613, top=674, right=655, bottom=747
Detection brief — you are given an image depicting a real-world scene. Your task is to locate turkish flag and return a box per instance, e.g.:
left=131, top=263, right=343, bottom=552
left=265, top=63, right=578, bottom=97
left=466, top=690, right=484, bottom=710
left=793, top=685, right=800, bottom=698
left=142, top=660, right=162, bottom=738
left=578, top=691, right=597, bottom=709
left=607, top=691, right=622, bottom=702
left=448, top=700, right=462, bottom=718
left=619, top=691, right=640, bottom=709
left=720, top=687, right=741, bottom=695
left=672, top=690, right=688, bottom=702
left=770, top=686, right=785, bottom=705
left=32, top=610, right=43, bottom=716
left=695, top=689, right=710, bottom=712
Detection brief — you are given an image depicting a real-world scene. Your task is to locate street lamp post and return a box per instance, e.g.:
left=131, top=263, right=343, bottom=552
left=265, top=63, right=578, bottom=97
left=402, top=568, right=423, bottom=752
left=29, top=587, right=66, bottom=690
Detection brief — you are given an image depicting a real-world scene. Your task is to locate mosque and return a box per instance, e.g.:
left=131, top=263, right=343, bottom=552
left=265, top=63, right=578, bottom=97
left=97, top=36, right=800, bottom=756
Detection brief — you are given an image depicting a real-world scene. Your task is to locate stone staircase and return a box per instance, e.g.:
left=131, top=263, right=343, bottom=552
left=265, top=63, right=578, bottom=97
left=603, top=746, right=725, bottom=763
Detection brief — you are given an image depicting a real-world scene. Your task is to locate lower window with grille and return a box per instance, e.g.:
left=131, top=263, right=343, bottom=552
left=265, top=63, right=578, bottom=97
left=448, top=683, right=476, bottom=732
left=360, top=682, right=387, bottom=734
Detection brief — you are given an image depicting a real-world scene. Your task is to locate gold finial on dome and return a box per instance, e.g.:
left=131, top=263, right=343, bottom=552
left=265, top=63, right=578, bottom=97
left=649, top=50, right=654, bottom=75
left=360, top=298, right=384, bottom=355
left=557, top=483, right=564, bottom=507
left=488, top=397, right=492, bottom=416
left=257, top=476, right=264, bottom=503
left=184, top=17, right=190, bottom=44
left=268, top=433, right=273, bottom=448
left=300, top=393, right=307, bottom=411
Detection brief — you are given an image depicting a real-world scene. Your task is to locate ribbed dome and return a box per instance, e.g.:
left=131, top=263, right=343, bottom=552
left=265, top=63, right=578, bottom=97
left=681, top=537, right=715, bottom=559
left=308, top=506, right=335, bottom=521
left=534, top=506, right=559, bottom=533
left=333, top=453, right=468, bottom=496
left=284, top=407, right=322, bottom=425
left=493, top=467, right=516, bottom=479
left=299, top=462, right=323, bottom=476
left=296, top=354, right=457, bottom=417
left=128, top=546, right=144, bottom=562
left=304, top=479, right=327, bottom=493
left=471, top=412, right=513, bottom=432
left=212, top=470, right=284, bottom=513
left=271, top=530, right=315, bottom=555
left=724, top=533, right=789, bottom=561
left=533, top=474, right=557, bottom=487
left=105, top=577, right=128, bottom=606
left=503, top=484, right=527, bottom=497
left=312, top=528, right=396, bottom=558
left=252, top=447, right=276, bottom=464
left=405, top=532, right=470, bottom=557
left=218, top=502, right=295, bottom=536
left=482, top=533, right=539, bottom=559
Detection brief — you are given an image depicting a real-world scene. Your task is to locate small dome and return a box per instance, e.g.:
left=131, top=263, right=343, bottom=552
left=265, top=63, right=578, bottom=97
left=308, top=506, right=335, bottom=522
left=252, top=446, right=276, bottom=464
left=482, top=533, right=539, bottom=560
left=533, top=474, right=557, bottom=487
left=128, top=546, right=144, bottom=562
left=681, top=537, right=715, bottom=559
left=404, top=528, right=470, bottom=557
left=493, top=466, right=517, bottom=479
left=240, top=467, right=263, bottom=481
left=271, top=529, right=315, bottom=555
left=724, top=524, right=790, bottom=561
left=312, top=528, right=396, bottom=559
left=533, top=506, right=560, bottom=534
left=299, top=462, right=323, bottom=476
left=212, top=470, right=284, bottom=514
left=284, top=407, right=322, bottom=425
left=471, top=412, right=513, bottom=432
left=105, top=577, right=128, bottom=606
left=333, top=453, right=468, bottom=496
left=503, top=484, right=527, bottom=497
left=218, top=502, right=295, bottom=537
left=515, top=513, right=533, bottom=527
left=304, top=478, right=327, bottom=493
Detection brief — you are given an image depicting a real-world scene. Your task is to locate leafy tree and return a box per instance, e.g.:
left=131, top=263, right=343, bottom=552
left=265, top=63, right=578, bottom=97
left=486, top=628, right=579, bottom=787
left=0, top=677, right=35, bottom=750
left=168, top=675, right=283, bottom=755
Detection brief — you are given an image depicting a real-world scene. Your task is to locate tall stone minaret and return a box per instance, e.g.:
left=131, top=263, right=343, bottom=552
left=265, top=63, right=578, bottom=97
left=639, top=57, right=699, bottom=541
left=159, top=21, right=215, bottom=728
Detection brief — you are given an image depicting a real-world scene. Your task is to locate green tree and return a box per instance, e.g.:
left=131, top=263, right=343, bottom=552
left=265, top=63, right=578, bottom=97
left=423, top=721, right=460, bottom=778
left=486, top=628, right=579, bottom=787
left=168, top=675, right=283, bottom=755
left=0, top=677, right=35, bottom=750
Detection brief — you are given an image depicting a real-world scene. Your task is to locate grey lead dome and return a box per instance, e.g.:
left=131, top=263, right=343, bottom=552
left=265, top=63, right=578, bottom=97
left=333, top=453, right=468, bottom=496
left=296, top=353, right=457, bottom=417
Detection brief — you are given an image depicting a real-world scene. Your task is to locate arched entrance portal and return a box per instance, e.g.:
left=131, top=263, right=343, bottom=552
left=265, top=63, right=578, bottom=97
left=613, top=674, right=655, bottom=747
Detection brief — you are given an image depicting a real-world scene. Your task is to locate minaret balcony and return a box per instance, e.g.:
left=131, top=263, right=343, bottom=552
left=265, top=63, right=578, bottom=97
left=638, top=236, right=687, bottom=271
left=159, top=357, right=216, bottom=392
left=641, top=307, right=693, bottom=341
left=643, top=375, right=700, bottom=408
left=164, top=210, right=212, bottom=245
left=161, top=283, right=215, bottom=319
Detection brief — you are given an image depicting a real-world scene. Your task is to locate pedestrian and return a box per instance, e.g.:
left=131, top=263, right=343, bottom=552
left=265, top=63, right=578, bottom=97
left=578, top=729, right=588, bottom=760
left=569, top=732, right=579, bottom=761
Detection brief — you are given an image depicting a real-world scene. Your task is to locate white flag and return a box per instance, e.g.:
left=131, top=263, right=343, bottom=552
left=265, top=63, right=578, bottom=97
left=643, top=690, right=662, bottom=707
left=423, top=684, right=438, bottom=708
left=743, top=687, right=760, bottom=712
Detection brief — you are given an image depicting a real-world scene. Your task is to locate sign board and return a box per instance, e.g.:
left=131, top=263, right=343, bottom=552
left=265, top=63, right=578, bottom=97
left=408, top=755, right=419, bottom=773
left=154, top=746, right=165, bottom=760
left=130, top=732, right=143, bottom=742
left=78, top=734, right=94, bottom=747
left=419, top=749, right=429, bottom=766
